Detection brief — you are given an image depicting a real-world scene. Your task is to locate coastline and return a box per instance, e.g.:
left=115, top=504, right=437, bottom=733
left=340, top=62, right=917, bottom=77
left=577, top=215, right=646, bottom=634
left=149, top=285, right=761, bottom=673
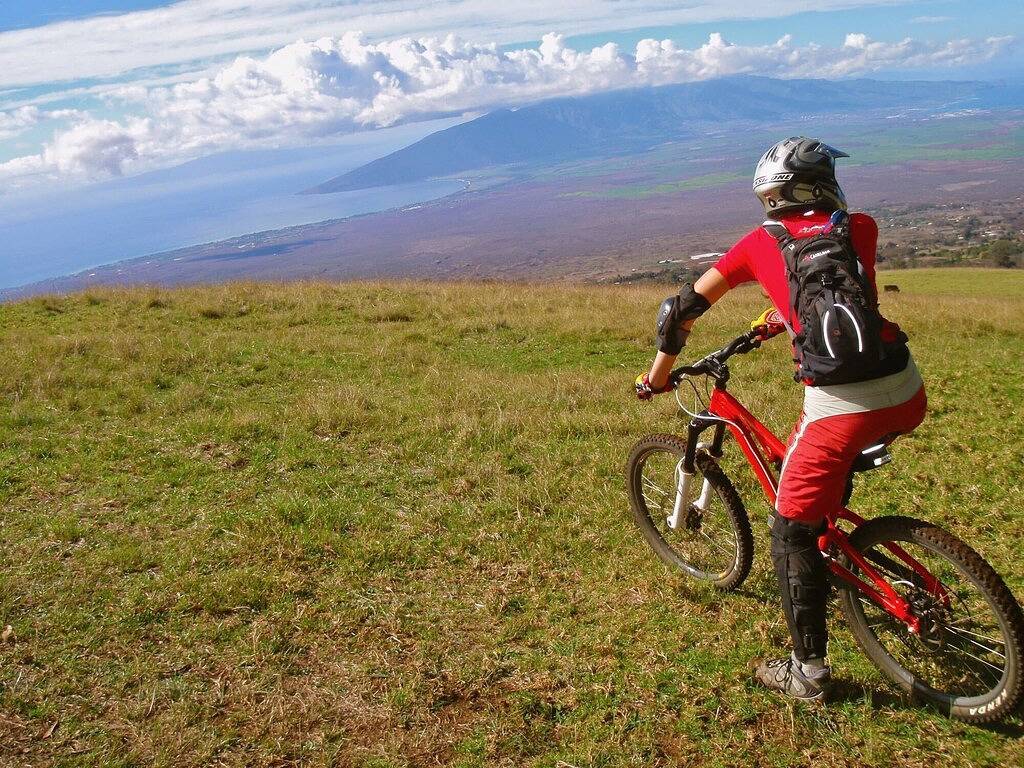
left=1, top=177, right=478, bottom=302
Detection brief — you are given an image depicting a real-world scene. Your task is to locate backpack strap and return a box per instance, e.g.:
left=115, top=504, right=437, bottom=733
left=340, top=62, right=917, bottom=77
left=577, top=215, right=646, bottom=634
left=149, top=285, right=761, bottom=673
left=754, top=220, right=798, bottom=341
left=763, top=218, right=798, bottom=278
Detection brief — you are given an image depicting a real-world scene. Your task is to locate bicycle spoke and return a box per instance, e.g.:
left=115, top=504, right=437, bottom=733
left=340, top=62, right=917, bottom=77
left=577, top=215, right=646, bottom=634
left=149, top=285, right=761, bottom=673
left=865, top=616, right=901, bottom=631
left=699, top=529, right=733, bottom=558
left=863, top=619, right=997, bottom=693
left=871, top=617, right=918, bottom=652
left=941, top=635, right=1006, bottom=674
left=864, top=553, right=935, bottom=593
left=947, top=652, right=1003, bottom=689
left=696, top=516, right=734, bottom=542
left=642, top=477, right=670, bottom=499
left=943, top=626, right=1006, bottom=660
left=943, top=623, right=1005, bottom=649
left=642, top=491, right=666, bottom=510
left=927, top=651, right=996, bottom=693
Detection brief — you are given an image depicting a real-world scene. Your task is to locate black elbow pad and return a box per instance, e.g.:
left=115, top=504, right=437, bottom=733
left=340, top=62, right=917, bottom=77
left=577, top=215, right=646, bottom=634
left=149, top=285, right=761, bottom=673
left=655, top=283, right=710, bottom=355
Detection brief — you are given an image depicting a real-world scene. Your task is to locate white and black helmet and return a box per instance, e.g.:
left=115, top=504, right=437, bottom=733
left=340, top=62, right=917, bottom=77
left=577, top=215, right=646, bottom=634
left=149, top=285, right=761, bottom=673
left=753, top=136, right=849, bottom=217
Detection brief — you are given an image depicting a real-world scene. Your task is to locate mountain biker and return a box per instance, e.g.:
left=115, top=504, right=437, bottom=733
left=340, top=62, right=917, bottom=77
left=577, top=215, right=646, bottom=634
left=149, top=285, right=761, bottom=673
left=636, top=137, right=927, bottom=702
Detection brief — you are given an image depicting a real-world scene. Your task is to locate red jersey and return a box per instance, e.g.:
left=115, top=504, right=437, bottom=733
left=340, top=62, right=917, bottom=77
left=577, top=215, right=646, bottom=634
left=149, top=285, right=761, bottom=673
left=714, top=209, right=879, bottom=334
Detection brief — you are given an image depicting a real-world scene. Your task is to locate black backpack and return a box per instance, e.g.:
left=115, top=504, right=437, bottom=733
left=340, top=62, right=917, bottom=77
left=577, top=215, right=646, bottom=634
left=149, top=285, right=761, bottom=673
left=764, top=211, right=903, bottom=386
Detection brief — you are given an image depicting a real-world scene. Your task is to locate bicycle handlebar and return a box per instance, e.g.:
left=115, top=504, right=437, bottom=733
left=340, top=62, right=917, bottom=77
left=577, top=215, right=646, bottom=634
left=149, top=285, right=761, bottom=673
left=668, top=329, right=765, bottom=385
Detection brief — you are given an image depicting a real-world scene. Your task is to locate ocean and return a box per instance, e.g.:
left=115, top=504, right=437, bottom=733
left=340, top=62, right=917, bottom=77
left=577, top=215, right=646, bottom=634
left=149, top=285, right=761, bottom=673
left=0, top=119, right=465, bottom=290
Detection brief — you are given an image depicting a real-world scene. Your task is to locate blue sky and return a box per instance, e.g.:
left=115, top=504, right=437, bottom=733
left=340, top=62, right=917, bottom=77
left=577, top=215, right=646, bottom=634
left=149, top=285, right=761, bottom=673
left=0, top=2, right=170, bottom=30
left=0, top=0, right=1021, bottom=188
left=5, top=1, right=1021, bottom=46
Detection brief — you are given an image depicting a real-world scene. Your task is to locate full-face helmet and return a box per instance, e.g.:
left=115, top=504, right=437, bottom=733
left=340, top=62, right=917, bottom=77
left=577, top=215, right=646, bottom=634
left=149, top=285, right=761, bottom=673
left=753, top=136, right=849, bottom=217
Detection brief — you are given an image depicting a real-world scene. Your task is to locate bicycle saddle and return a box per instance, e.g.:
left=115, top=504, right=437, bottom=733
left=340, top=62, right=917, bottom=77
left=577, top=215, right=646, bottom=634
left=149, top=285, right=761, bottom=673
left=850, top=442, right=893, bottom=473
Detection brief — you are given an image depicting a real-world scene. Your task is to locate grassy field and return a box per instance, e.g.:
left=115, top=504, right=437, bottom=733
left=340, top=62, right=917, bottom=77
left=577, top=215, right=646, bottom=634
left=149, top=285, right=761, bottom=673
left=876, top=267, right=1024, bottom=298
left=532, top=115, right=1024, bottom=198
left=1, top=269, right=1022, bottom=767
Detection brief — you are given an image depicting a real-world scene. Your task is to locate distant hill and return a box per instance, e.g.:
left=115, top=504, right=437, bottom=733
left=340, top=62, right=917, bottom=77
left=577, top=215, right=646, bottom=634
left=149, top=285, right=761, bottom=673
left=306, top=76, right=1020, bottom=194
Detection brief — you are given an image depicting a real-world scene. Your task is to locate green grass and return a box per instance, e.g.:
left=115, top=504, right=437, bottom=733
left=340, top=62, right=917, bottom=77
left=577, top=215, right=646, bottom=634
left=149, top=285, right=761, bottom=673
left=1, top=271, right=1022, bottom=766
left=536, top=114, right=1024, bottom=197
left=876, top=267, right=1024, bottom=298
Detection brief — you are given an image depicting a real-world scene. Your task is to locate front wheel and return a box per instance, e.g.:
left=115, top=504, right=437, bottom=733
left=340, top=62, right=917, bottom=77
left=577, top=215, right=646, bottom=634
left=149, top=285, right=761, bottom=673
left=626, top=434, right=753, bottom=590
left=838, top=515, right=1024, bottom=723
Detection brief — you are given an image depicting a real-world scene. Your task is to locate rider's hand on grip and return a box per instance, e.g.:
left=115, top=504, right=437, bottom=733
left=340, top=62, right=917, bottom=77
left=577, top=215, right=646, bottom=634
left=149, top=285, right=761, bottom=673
left=751, top=307, right=787, bottom=340
left=635, top=372, right=675, bottom=401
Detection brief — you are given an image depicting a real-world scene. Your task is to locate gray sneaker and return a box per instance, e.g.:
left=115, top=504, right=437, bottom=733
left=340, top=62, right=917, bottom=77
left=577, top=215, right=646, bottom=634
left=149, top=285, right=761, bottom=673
left=755, top=654, right=831, bottom=702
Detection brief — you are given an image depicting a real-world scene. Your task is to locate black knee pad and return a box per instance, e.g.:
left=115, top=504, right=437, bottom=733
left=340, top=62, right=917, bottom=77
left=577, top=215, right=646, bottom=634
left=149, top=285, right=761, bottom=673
left=771, top=516, right=830, bottom=661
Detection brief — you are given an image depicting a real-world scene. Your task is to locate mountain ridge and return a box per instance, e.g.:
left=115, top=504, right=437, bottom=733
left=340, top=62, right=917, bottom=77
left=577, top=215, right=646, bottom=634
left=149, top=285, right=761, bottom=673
left=306, top=76, right=1021, bottom=194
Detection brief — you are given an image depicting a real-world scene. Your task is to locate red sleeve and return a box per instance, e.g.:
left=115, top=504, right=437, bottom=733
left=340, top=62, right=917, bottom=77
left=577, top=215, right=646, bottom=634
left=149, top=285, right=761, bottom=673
left=850, top=212, right=879, bottom=287
left=714, top=229, right=760, bottom=288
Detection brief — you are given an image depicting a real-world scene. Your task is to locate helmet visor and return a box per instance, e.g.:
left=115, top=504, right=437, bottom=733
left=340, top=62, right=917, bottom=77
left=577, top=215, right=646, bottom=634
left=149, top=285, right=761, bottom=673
left=814, top=142, right=850, bottom=159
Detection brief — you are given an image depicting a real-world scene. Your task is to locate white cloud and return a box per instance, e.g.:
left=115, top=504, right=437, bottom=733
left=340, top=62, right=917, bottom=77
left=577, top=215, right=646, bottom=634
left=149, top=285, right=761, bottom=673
left=44, top=119, right=142, bottom=176
left=0, top=105, right=88, bottom=140
left=636, top=32, right=1017, bottom=81
left=0, top=106, right=41, bottom=139
left=0, top=31, right=1014, bottom=185
left=0, top=1, right=917, bottom=90
left=0, top=69, right=221, bottom=113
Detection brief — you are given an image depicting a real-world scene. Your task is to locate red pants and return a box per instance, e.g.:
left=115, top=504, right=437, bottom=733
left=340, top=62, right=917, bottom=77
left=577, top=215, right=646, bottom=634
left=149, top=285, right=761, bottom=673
left=776, top=386, right=927, bottom=524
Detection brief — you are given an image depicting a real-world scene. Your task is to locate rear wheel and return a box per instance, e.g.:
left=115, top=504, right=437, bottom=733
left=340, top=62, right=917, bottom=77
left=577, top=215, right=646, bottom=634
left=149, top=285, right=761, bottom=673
left=626, top=434, right=753, bottom=590
left=838, top=515, right=1024, bottom=723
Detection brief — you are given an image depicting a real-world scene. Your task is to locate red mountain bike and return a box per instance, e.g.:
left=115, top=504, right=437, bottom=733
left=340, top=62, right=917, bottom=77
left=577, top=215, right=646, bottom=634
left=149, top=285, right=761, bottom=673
left=626, top=316, right=1024, bottom=723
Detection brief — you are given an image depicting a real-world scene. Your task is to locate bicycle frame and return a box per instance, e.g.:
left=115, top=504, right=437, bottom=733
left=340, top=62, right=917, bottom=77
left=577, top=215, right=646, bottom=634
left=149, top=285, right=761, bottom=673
left=679, top=378, right=947, bottom=635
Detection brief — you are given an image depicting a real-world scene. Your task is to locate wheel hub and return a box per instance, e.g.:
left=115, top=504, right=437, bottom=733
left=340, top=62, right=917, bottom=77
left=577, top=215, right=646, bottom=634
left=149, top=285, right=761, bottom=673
left=909, top=589, right=950, bottom=653
left=684, top=504, right=702, bottom=532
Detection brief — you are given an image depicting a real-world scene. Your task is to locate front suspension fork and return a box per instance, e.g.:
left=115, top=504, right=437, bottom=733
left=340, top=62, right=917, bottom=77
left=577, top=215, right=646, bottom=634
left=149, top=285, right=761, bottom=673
left=666, top=419, right=725, bottom=530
